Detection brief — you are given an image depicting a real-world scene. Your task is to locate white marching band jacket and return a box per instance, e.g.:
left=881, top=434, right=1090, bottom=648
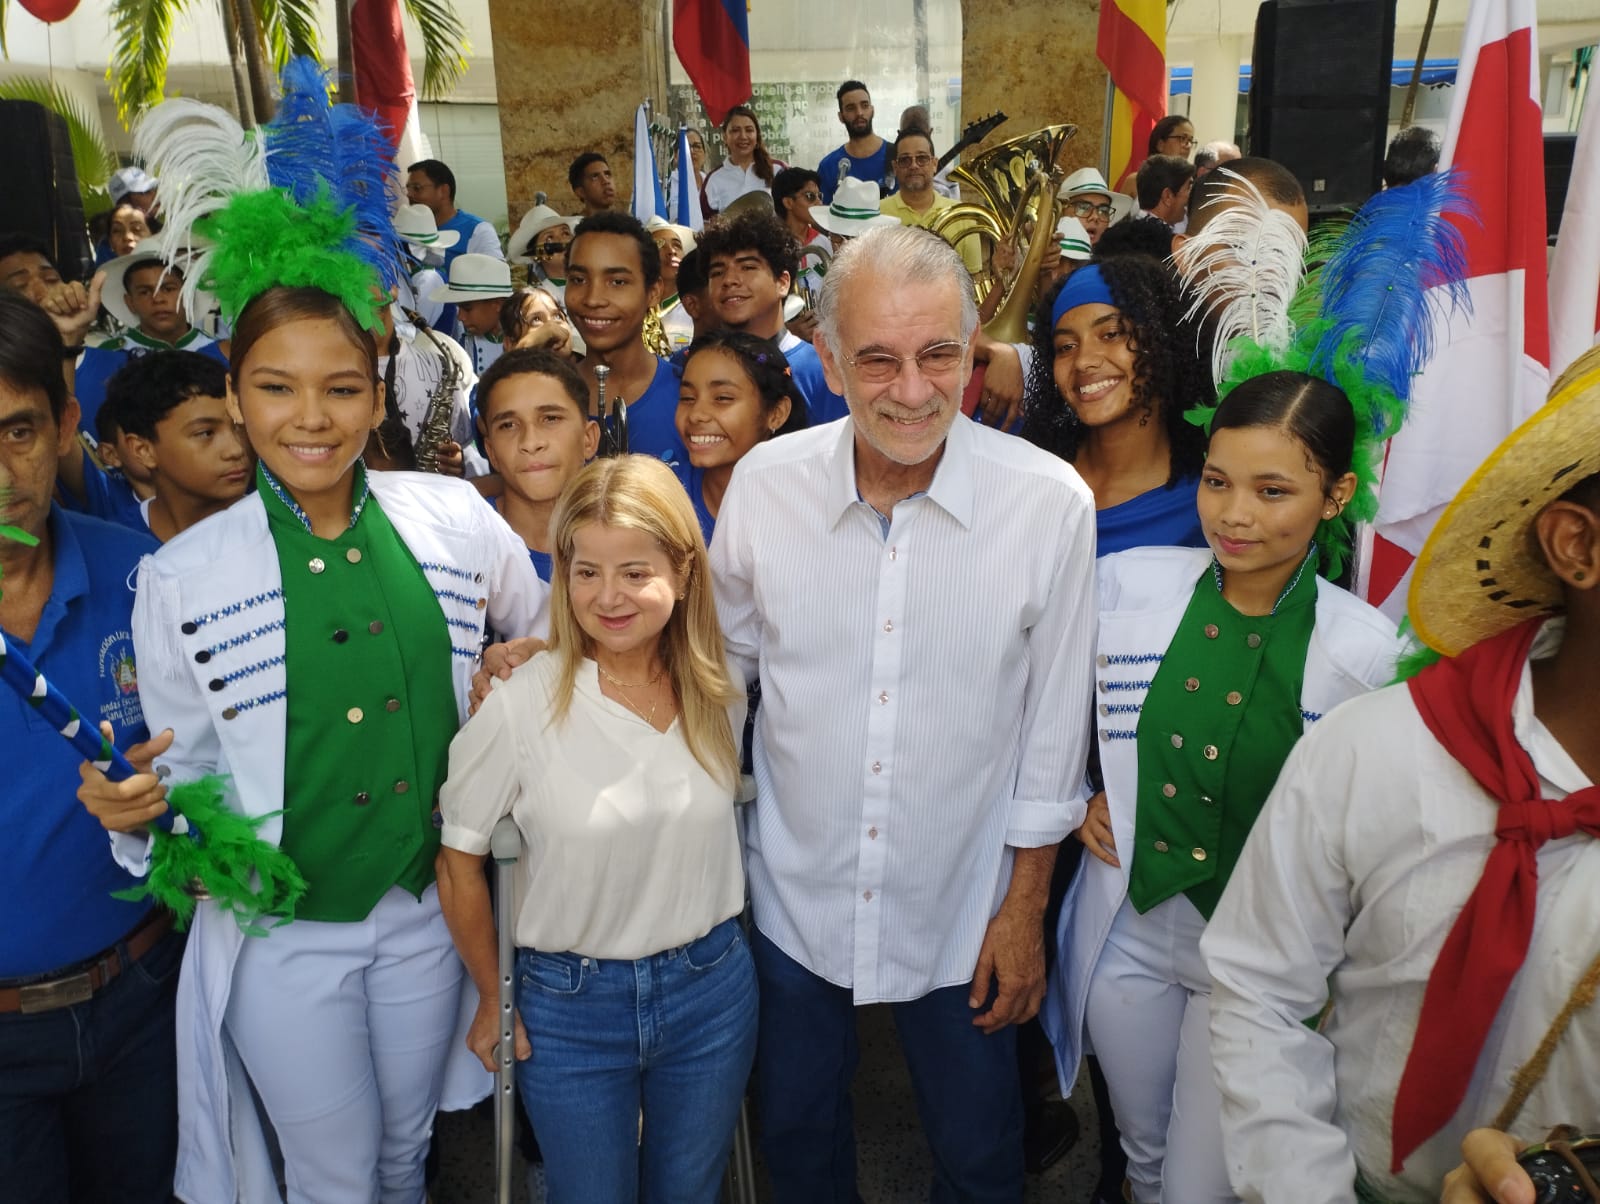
left=1041, top=546, right=1403, bottom=1092
left=111, top=471, right=548, bottom=1204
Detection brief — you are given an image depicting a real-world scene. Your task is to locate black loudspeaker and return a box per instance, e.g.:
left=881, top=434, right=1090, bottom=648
left=1545, top=133, right=1576, bottom=241
left=0, top=99, right=92, bottom=280
left=1249, top=0, right=1397, bottom=215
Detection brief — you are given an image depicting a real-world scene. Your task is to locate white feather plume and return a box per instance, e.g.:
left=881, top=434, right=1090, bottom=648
left=1173, top=168, right=1308, bottom=385
left=131, top=98, right=271, bottom=323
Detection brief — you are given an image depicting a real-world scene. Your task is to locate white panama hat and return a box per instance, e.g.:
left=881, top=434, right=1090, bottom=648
left=426, top=253, right=516, bottom=304
left=809, top=178, right=902, bottom=237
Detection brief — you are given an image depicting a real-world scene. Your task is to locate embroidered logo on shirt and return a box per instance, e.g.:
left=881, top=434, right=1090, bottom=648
left=97, top=630, right=145, bottom=730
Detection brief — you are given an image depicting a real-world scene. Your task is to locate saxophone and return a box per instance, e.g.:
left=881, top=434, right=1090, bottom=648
left=410, top=320, right=463, bottom=473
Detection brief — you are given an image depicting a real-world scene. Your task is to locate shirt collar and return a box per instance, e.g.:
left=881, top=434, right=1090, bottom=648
left=125, top=326, right=199, bottom=351
left=257, top=460, right=372, bottom=535
left=825, top=412, right=976, bottom=531
left=1513, top=618, right=1592, bottom=795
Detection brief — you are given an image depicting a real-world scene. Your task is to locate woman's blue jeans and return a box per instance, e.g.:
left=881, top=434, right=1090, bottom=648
left=514, top=916, right=758, bottom=1203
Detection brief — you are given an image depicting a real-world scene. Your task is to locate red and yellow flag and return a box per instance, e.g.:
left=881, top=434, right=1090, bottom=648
left=1098, top=0, right=1168, bottom=191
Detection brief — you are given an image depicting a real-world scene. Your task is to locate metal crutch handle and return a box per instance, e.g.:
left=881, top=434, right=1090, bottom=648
left=490, top=815, right=521, bottom=1204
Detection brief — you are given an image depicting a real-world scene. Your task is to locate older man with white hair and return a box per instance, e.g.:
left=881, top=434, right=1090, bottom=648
left=710, top=225, right=1098, bottom=1202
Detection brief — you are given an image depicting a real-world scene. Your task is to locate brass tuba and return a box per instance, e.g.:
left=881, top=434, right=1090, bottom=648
left=927, top=123, right=1078, bottom=346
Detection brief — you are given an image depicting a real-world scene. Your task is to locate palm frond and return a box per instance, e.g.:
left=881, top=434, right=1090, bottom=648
left=254, top=0, right=320, bottom=73
left=108, top=0, right=190, bottom=126
left=0, top=77, right=120, bottom=211
left=402, top=0, right=468, bottom=101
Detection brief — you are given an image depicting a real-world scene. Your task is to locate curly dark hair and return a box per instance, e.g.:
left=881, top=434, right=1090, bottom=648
left=695, top=211, right=800, bottom=283
left=1021, top=256, right=1208, bottom=484
left=682, top=329, right=811, bottom=435
left=1092, top=215, right=1178, bottom=263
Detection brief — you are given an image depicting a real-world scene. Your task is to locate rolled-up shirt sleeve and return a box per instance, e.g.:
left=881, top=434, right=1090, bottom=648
left=1006, top=491, right=1097, bottom=846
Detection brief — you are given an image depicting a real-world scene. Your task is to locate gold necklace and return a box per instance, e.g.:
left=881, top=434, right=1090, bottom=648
left=597, top=663, right=665, bottom=690
left=597, top=662, right=669, bottom=726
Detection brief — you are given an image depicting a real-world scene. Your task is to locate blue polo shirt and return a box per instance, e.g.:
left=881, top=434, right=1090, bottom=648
left=627, top=359, right=690, bottom=485
left=1, top=507, right=160, bottom=978
left=817, top=143, right=894, bottom=203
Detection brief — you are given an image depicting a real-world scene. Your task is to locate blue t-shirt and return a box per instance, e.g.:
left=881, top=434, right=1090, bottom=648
left=783, top=338, right=848, bottom=425
left=61, top=457, right=148, bottom=533
left=1096, top=474, right=1207, bottom=557
left=626, top=359, right=690, bottom=485
left=75, top=331, right=229, bottom=438
left=817, top=143, right=894, bottom=203
left=685, top=464, right=718, bottom=545
left=489, top=496, right=554, bottom=582
left=1, top=507, right=160, bottom=977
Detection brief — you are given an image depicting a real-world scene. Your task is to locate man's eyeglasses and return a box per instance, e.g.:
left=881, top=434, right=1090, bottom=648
left=799, top=190, right=823, bottom=202
left=847, top=340, right=967, bottom=383
left=536, top=240, right=569, bottom=259
left=895, top=154, right=934, bottom=168
left=1069, top=200, right=1116, bottom=220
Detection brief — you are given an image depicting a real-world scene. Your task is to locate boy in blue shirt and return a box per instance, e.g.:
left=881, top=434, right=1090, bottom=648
left=0, top=290, right=179, bottom=1203
left=699, top=212, right=848, bottom=424
left=104, top=350, right=252, bottom=542
left=478, top=348, right=599, bottom=581
left=565, top=211, right=690, bottom=481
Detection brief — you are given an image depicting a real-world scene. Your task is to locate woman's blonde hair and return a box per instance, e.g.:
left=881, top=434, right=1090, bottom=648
left=547, top=455, right=741, bottom=788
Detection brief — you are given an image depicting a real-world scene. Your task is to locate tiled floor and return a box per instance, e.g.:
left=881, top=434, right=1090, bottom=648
left=431, top=1003, right=1099, bottom=1202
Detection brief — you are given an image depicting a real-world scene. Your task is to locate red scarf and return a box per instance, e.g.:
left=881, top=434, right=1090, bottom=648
left=1391, top=617, right=1600, bottom=1171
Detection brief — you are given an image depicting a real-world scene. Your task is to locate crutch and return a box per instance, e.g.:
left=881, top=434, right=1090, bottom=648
left=491, top=814, right=522, bottom=1204
left=721, top=772, right=759, bottom=1204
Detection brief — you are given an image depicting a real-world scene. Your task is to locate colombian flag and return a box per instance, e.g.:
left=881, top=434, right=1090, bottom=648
left=1098, top=0, right=1167, bottom=192
left=672, top=0, right=752, bottom=127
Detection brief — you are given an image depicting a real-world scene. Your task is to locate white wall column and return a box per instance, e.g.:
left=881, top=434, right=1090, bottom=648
left=1187, top=35, right=1245, bottom=146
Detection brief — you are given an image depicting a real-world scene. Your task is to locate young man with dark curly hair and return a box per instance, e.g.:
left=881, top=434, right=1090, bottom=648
left=698, top=212, right=848, bottom=424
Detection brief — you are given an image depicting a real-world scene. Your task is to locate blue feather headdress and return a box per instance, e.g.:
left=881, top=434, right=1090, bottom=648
left=1187, top=170, right=1475, bottom=578
left=133, top=58, right=404, bottom=331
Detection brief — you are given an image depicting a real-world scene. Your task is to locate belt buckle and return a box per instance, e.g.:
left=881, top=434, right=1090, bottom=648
left=18, top=971, right=95, bottom=1014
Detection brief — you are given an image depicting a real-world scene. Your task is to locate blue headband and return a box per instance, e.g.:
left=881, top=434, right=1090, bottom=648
left=1050, top=263, right=1116, bottom=329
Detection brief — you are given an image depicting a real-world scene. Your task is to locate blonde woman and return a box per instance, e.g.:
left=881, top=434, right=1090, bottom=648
left=436, top=454, right=753, bottom=1203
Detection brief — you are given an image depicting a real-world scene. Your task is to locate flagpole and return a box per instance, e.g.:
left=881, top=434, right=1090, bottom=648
left=1101, top=75, right=1116, bottom=180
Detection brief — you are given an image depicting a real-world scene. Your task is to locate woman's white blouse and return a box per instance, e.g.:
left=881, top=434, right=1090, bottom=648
left=704, top=160, right=771, bottom=212
left=440, top=651, right=746, bottom=960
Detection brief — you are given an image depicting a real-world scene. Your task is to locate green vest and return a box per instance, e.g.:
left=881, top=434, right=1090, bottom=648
left=260, top=463, right=458, bottom=922
left=1127, top=549, right=1319, bottom=919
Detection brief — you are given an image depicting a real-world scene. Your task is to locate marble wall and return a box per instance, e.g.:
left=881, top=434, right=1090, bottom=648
left=485, top=0, right=668, bottom=225
left=484, top=0, right=1110, bottom=224
left=958, top=0, right=1107, bottom=179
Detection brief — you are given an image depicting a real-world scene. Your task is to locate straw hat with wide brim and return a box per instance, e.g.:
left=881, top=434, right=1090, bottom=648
left=1408, top=344, right=1600, bottom=656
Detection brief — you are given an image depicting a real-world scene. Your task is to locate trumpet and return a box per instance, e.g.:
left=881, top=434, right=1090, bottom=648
left=593, top=364, right=629, bottom=458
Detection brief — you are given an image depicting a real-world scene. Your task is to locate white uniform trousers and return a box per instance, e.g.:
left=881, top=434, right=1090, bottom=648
left=224, top=883, right=463, bottom=1204
left=1084, top=892, right=1237, bottom=1204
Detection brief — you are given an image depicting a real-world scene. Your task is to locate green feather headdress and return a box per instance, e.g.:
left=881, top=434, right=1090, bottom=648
left=132, top=58, right=403, bottom=332
left=1179, top=169, right=1474, bottom=579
